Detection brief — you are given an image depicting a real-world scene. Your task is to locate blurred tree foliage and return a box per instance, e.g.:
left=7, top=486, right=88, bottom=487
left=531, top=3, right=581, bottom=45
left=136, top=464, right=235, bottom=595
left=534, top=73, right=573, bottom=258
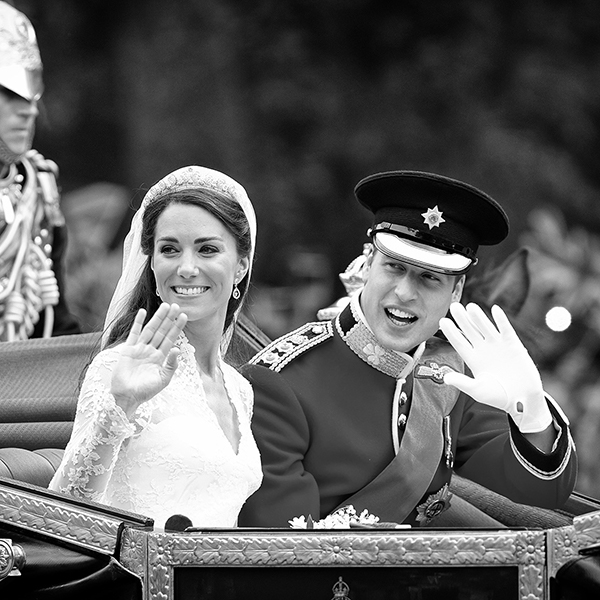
left=14, top=0, right=600, bottom=294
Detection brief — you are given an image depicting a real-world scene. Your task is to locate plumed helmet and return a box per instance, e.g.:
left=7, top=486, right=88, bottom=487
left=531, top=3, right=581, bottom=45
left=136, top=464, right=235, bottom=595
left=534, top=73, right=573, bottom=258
left=0, top=1, right=43, bottom=101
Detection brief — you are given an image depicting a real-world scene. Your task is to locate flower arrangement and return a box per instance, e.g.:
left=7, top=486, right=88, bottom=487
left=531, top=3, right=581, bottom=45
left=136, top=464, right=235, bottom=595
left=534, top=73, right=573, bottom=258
left=289, top=505, right=381, bottom=529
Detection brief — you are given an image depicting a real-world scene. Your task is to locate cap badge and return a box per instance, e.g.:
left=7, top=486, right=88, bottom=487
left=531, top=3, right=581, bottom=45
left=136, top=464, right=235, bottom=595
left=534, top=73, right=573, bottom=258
left=421, top=205, right=445, bottom=229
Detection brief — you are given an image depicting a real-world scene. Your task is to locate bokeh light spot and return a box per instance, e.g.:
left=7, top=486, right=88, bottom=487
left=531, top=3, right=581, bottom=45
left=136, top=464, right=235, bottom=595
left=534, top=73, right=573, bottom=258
left=545, top=306, right=572, bottom=332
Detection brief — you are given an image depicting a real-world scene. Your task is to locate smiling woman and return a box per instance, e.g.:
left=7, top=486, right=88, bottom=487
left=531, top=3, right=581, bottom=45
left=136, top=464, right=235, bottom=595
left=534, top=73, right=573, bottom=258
left=151, top=200, right=249, bottom=334
left=48, top=166, right=262, bottom=531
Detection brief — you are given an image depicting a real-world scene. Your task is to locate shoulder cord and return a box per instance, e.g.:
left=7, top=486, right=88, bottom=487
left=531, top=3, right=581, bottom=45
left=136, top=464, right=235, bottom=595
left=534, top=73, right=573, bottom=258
left=0, top=158, right=59, bottom=340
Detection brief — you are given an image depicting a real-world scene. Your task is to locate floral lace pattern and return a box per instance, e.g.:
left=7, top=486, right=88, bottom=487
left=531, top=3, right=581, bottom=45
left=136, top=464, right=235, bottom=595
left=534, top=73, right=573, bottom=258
left=49, top=335, right=262, bottom=530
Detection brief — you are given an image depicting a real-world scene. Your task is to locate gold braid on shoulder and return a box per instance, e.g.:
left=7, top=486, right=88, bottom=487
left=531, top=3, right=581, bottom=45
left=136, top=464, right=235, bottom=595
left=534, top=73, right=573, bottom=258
left=0, top=153, right=61, bottom=340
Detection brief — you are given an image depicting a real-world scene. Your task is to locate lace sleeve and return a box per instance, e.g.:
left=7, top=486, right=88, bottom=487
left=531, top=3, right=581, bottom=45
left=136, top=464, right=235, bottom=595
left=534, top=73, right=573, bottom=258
left=48, top=348, right=136, bottom=502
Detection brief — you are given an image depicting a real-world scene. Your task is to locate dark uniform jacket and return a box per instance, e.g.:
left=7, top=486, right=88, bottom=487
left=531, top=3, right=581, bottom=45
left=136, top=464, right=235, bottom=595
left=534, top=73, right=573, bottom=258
left=238, top=303, right=576, bottom=528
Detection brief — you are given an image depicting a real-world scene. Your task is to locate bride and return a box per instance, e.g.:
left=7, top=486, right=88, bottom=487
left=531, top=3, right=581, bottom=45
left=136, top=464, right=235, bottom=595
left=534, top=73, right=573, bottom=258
left=49, top=166, right=262, bottom=530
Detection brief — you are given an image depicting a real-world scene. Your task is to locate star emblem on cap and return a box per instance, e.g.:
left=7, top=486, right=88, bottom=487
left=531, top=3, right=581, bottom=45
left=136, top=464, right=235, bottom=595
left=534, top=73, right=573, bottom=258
left=421, top=205, right=445, bottom=229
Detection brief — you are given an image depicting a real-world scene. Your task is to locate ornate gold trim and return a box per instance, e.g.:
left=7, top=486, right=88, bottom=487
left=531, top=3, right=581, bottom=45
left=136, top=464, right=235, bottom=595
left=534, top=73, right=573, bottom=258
left=546, top=509, right=600, bottom=581
left=118, top=529, right=547, bottom=600
left=0, top=484, right=151, bottom=555
left=120, top=528, right=149, bottom=588
left=573, top=508, right=600, bottom=548
left=0, top=538, right=25, bottom=580
left=547, top=525, right=579, bottom=579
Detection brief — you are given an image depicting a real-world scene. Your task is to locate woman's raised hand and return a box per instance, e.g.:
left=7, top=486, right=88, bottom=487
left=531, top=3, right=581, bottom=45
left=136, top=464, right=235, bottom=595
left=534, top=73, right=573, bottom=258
left=111, top=303, right=188, bottom=417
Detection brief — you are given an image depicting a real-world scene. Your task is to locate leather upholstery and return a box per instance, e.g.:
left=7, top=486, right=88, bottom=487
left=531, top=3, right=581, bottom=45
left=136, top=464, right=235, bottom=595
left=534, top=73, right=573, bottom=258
left=0, top=317, right=271, bottom=488
left=553, top=550, right=600, bottom=598
left=0, top=332, right=99, bottom=487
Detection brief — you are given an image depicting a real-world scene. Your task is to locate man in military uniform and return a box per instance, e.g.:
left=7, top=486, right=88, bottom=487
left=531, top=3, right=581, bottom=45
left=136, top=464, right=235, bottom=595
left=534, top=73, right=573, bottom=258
left=0, top=2, right=79, bottom=340
left=238, top=170, right=576, bottom=528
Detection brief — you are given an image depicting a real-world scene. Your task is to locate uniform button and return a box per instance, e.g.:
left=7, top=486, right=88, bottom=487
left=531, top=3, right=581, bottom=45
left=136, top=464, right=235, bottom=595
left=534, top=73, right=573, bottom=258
left=398, top=414, right=407, bottom=429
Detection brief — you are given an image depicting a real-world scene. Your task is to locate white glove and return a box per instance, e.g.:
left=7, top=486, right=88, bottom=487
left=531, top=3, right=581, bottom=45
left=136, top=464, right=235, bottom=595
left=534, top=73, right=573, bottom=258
left=439, top=302, right=552, bottom=434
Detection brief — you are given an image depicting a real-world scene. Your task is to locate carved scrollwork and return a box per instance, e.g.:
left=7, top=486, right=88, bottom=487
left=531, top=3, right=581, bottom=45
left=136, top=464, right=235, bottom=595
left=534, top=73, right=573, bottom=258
left=118, top=529, right=548, bottom=600
left=120, top=528, right=148, bottom=582
left=0, top=488, right=122, bottom=554
left=547, top=526, right=579, bottom=578
left=520, top=563, right=544, bottom=600
left=145, top=531, right=544, bottom=568
left=573, top=509, right=600, bottom=549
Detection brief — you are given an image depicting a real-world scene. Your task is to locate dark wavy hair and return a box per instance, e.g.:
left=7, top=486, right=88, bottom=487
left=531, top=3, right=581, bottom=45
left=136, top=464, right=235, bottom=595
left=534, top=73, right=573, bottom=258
left=105, top=187, right=252, bottom=348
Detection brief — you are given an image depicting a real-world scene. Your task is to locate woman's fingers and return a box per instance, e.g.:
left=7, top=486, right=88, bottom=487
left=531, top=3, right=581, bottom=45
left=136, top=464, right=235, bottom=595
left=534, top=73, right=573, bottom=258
left=151, top=304, right=182, bottom=347
left=158, top=312, right=188, bottom=355
left=137, top=303, right=182, bottom=347
left=126, top=304, right=187, bottom=359
left=125, top=308, right=147, bottom=345
left=136, top=303, right=168, bottom=345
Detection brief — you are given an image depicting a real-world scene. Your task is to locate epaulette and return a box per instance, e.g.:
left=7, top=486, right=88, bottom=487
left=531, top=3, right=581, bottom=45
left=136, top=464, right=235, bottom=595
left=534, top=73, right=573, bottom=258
left=249, top=320, right=334, bottom=372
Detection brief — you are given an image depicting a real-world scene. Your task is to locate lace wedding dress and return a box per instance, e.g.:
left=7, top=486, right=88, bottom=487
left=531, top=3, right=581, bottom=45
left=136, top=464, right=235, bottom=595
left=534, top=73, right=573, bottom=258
left=49, top=335, right=263, bottom=530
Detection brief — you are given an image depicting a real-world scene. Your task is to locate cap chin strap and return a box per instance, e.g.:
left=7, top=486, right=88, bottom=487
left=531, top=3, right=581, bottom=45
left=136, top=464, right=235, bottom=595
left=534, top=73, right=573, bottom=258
left=0, top=127, right=34, bottom=166
left=0, top=137, right=22, bottom=165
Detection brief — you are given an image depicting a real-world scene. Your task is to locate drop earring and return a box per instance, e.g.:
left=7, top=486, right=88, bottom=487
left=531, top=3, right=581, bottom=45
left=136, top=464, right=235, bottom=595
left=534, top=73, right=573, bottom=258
left=232, top=283, right=240, bottom=300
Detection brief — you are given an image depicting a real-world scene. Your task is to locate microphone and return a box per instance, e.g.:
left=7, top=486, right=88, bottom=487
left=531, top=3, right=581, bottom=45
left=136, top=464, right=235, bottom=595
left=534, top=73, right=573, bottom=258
left=164, top=514, right=193, bottom=532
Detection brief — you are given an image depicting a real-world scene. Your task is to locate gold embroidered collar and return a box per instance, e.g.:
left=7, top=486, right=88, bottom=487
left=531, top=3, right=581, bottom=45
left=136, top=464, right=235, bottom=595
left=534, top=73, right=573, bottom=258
left=335, top=295, right=425, bottom=380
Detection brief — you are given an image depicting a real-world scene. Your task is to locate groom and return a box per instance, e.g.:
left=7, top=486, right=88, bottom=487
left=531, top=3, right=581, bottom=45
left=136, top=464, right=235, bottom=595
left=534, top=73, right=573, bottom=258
left=238, top=170, right=576, bottom=528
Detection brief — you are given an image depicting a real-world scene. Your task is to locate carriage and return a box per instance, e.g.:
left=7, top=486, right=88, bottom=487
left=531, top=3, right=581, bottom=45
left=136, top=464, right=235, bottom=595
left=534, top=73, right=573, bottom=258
left=1, top=326, right=599, bottom=599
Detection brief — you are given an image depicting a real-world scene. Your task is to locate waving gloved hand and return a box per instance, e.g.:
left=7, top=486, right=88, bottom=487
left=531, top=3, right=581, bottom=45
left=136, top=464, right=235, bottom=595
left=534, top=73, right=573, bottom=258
left=439, top=302, right=552, bottom=433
